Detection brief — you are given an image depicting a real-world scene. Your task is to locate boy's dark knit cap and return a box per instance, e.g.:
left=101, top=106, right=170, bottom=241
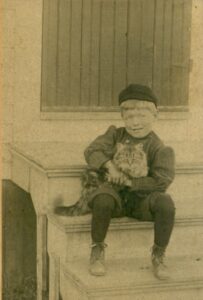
left=119, top=84, right=158, bottom=107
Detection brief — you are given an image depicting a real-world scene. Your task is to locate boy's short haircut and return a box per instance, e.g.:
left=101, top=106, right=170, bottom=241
left=120, top=100, right=157, bottom=116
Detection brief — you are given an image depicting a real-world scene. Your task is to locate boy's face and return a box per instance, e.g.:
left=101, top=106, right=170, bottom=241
left=122, top=107, right=156, bottom=138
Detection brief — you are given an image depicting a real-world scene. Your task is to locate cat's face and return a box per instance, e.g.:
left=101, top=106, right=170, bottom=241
left=113, top=143, right=148, bottom=178
left=114, top=143, right=143, bottom=164
left=122, top=108, right=156, bottom=138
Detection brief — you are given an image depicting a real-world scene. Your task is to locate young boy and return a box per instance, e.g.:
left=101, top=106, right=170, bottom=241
left=84, top=84, right=175, bottom=280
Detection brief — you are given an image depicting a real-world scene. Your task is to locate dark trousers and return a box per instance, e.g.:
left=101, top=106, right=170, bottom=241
left=91, top=192, right=175, bottom=248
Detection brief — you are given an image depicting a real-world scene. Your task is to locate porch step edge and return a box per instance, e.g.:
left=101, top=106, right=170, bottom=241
left=46, top=162, right=203, bottom=178
left=47, top=214, right=203, bottom=233
left=61, top=262, right=203, bottom=298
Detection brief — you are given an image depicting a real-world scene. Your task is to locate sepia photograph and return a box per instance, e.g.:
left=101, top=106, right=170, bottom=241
left=2, top=0, right=203, bottom=299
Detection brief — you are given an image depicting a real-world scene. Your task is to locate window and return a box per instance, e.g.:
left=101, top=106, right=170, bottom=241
left=41, top=0, right=192, bottom=112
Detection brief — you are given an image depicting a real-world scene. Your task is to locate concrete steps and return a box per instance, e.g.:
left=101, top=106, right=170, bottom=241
left=59, top=256, right=203, bottom=300
left=47, top=162, right=203, bottom=299
left=47, top=214, right=203, bottom=262
left=47, top=163, right=203, bottom=218
left=9, top=143, right=203, bottom=298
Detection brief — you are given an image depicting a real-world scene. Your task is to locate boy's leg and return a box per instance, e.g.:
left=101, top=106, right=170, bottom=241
left=91, top=194, right=116, bottom=243
left=150, top=192, right=175, bottom=280
left=150, top=192, right=175, bottom=247
left=90, top=194, right=116, bottom=276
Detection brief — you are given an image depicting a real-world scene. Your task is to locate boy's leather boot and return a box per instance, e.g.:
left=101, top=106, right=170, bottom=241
left=89, top=242, right=107, bottom=276
left=151, top=244, right=170, bottom=280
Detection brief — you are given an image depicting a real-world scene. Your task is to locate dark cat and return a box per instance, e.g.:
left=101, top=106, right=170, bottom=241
left=54, top=168, right=106, bottom=216
left=54, top=142, right=148, bottom=216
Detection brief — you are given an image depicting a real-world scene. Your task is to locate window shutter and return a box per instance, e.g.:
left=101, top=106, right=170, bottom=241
left=153, top=0, right=192, bottom=106
left=41, top=0, right=192, bottom=112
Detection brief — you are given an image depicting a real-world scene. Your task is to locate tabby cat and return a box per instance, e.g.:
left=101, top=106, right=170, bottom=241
left=54, top=142, right=148, bottom=216
left=113, top=142, right=148, bottom=178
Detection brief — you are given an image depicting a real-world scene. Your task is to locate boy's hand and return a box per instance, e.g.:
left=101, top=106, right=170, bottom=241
left=105, top=161, right=122, bottom=184
left=104, top=161, right=132, bottom=186
left=122, top=177, right=132, bottom=187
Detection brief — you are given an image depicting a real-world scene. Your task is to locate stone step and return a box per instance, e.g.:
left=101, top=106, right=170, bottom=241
left=59, top=255, right=203, bottom=300
left=48, top=164, right=203, bottom=218
left=47, top=214, right=203, bottom=262
left=169, top=169, right=203, bottom=217
left=11, top=143, right=203, bottom=216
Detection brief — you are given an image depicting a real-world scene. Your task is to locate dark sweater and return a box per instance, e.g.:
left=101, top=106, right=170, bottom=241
left=84, top=126, right=175, bottom=193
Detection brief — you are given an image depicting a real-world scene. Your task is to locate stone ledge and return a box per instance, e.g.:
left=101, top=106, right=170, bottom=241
left=47, top=214, right=203, bottom=234
left=60, top=255, right=203, bottom=298
left=10, top=143, right=203, bottom=178
left=46, top=163, right=203, bottom=178
left=40, top=108, right=189, bottom=121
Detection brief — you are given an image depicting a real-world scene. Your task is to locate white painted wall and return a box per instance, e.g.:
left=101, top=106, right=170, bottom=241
left=2, top=0, right=16, bottom=178
left=2, top=0, right=203, bottom=178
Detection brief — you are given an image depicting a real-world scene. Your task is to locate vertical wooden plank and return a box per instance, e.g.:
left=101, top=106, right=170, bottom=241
left=45, top=0, right=58, bottom=107
left=153, top=0, right=191, bottom=107
left=80, top=0, right=92, bottom=106
left=99, top=0, right=115, bottom=106
left=162, top=0, right=173, bottom=106
left=139, top=0, right=155, bottom=87
left=69, top=0, right=82, bottom=106
left=181, top=0, right=192, bottom=105
left=113, top=0, right=128, bottom=105
left=22, top=194, right=37, bottom=280
left=41, top=0, right=49, bottom=109
left=171, top=0, right=184, bottom=106
left=127, top=0, right=142, bottom=85
left=37, top=215, right=48, bottom=300
left=56, top=0, right=71, bottom=106
left=152, top=0, right=165, bottom=105
left=89, top=0, right=101, bottom=106
left=49, top=254, right=60, bottom=300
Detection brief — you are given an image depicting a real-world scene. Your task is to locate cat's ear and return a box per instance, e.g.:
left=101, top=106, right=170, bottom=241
left=135, top=143, right=144, bottom=151
left=116, top=143, right=125, bottom=152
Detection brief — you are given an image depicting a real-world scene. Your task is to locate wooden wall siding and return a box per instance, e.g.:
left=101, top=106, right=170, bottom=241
left=41, top=0, right=192, bottom=111
left=153, top=0, right=192, bottom=106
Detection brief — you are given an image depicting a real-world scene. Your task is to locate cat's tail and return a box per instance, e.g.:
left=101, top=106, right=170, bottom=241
left=54, top=204, right=81, bottom=216
left=54, top=200, right=91, bottom=217
left=51, top=195, right=83, bottom=216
